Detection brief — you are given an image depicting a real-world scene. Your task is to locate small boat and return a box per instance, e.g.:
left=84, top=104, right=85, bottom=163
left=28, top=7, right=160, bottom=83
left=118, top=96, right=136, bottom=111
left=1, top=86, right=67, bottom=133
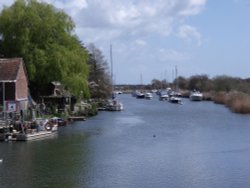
left=159, top=94, right=169, bottom=101
left=15, top=130, right=57, bottom=141
left=169, top=66, right=182, bottom=104
left=136, top=91, right=145, bottom=99
left=190, top=90, right=203, bottom=101
left=169, top=96, right=182, bottom=104
left=145, top=92, right=153, bottom=99
left=159, top=90, right=169, bottom=101
left=106, top=99, right=124, bottom=111
left=12, top=118, right=58, bottom=141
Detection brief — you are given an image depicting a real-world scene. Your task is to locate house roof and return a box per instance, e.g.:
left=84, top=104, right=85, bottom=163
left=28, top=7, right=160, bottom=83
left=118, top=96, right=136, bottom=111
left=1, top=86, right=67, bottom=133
left=0, top=58, right=23, bottom=82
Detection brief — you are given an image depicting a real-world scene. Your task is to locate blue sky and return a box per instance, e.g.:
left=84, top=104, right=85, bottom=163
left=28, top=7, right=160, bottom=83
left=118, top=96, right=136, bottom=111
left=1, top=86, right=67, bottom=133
left=1, top=0, right=250, bottom=84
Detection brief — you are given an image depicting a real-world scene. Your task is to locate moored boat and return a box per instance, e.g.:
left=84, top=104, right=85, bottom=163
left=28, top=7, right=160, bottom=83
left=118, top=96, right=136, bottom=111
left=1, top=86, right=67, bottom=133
left=15, top=129, right=57, bottom=141
left=190, top=90, right=203, bottom=101
left=145, top=92, right=153, bottom=99
left=106, top=99, right=124, bottom=111
left=169, top=96, right=182, bottom=104
left=107, top=44, right=124, bottom=111
left=159, top=94, right=169, bottom=101
left=158, top=90, right=169, bottom=101
left=136, top=91, right=145, bottom=99
left=1, top=118, right=58, bottom=141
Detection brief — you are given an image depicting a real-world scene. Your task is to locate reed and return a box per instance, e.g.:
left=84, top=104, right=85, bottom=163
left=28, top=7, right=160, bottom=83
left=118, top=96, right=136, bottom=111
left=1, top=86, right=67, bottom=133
left=226, top=92, right=250, bottom=114
left=213, top=91, right=250, bottom=114
left=212, top=91, right=228, bottom=104
left=202, top=92, right=212, bottom=101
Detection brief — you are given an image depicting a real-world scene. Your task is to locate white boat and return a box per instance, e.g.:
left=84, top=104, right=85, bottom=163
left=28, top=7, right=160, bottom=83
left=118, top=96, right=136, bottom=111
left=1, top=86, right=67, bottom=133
left=145, top=92, right=153, bottom=99
left=158, top=90, right=170, bottom=101
left=10, top=118, right=58, bottom=141
left=159, top=94, right=169, bottom=101
left=15, top=129, right=57, bottom=141
left=106, top=99, right=123, bottom=111
left=136, top=91, right=145, bottom=99
left=190, top=90, right=203, bottom=101
left=169, top=67, right=182, bottom=104
left=169, top=96, right=182, bottom=104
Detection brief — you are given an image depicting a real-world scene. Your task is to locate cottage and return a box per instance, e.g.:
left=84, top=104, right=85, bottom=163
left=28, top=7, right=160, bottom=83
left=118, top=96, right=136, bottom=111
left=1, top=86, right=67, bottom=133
left=0, top=58, right=29, bottom=113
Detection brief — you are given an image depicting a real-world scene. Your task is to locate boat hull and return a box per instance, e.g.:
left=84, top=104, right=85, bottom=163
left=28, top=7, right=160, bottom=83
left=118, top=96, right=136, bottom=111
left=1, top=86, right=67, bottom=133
left=190, top=92, right=203, bottom=101
left=169, top=96, right=182, bottom=104
left=15, top=130, right=57, bottom=141
left=190, top=96, right=203, bottom=101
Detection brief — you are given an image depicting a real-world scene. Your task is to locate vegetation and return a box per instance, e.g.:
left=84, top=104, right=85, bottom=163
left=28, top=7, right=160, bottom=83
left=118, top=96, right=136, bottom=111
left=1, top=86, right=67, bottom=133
left=0, top=0, right=90, bottom=99
left=213, top=91, right=250, bottom=114
left=116, top=75, right=250, bottom=114
left=87, top=43, right=112, bottom=99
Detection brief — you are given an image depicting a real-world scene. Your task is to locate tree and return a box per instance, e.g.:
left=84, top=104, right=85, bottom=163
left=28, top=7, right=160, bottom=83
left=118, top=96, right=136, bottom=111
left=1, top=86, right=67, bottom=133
left=87, top=43, right=112, bottom=99
left=188, top=75, right=211, bottom=91
left=0, top=0, right=89, bottom=98
left=176, top=76, right=188, bottom=90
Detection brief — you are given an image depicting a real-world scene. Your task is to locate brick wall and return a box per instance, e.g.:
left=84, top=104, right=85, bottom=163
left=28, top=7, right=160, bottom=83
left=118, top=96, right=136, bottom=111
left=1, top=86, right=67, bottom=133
left=16, top=61, right=28, bottom=100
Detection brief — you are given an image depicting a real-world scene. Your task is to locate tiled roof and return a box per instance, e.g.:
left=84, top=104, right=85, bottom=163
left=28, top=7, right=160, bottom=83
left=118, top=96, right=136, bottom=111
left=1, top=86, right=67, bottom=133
left=0, top=58, right=22, bottom=82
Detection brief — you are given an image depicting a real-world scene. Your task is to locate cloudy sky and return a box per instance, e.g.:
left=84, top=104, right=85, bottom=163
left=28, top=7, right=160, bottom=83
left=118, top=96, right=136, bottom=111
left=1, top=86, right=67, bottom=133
left=1, top=0, right=250, bottom=84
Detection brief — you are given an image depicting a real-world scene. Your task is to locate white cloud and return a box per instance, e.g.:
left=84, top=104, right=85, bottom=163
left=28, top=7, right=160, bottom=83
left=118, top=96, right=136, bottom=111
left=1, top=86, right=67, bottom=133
left=72, top=0, right=206, bottom=42
left=159, top=49, right=191, bottom=62
left=178, top=0, right=206, bottom=15
left=135, top=39, right=147, bottom=46
left=177, top=25, right=202, bottom=46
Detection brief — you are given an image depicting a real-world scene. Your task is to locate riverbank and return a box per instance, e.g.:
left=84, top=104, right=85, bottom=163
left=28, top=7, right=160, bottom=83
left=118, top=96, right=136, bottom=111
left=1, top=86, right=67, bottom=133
left=181, top=90, right=250, bottom=114
left=213, top=91, right=250, bottom=114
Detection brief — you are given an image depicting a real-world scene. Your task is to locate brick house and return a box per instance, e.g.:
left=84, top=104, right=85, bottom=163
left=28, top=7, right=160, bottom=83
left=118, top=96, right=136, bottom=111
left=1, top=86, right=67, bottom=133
left=0, top=58, right=29, bottom=112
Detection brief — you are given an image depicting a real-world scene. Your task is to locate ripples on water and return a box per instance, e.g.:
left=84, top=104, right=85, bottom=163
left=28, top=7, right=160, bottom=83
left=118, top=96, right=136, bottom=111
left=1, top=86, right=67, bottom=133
left=1, top=94, right=250, bottom=188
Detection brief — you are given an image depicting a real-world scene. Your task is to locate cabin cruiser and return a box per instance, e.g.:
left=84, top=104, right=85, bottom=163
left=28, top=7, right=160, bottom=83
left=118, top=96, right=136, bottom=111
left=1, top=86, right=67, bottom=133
left=190, top=90, right=203, bottom=101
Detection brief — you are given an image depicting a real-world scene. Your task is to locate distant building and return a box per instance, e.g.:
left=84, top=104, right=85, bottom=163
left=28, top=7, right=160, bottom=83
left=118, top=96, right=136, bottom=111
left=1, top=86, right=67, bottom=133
left=0, top=58, right=29, bottom=112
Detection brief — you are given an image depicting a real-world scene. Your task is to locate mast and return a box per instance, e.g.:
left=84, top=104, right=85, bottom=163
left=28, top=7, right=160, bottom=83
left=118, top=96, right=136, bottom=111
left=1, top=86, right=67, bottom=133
left=175, top=66, right=178, bottom=92
left=110, top=44, right=114, bottom=99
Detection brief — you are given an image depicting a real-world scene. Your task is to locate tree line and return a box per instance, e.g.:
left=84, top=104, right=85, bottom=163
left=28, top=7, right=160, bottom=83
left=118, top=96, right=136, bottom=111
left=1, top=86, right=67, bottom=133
left=117, top=75, right=250, bottom=95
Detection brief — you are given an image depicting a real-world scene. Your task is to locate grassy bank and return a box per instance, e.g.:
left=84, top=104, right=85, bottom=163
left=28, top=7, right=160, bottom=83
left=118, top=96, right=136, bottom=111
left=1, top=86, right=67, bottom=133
left=213, top=91, right=250, bottom=114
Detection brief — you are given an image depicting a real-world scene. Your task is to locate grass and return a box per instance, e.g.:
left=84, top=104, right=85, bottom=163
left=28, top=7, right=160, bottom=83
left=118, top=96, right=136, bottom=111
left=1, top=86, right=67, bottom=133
left=213, top=91, right=250, bottom=114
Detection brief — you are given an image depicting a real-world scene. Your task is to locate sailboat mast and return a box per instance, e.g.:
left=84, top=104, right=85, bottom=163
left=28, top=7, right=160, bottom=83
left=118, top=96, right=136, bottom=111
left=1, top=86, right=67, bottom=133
left=110, top=44, right=114, bottom=98
left=175, top=66, right=178, bottom=91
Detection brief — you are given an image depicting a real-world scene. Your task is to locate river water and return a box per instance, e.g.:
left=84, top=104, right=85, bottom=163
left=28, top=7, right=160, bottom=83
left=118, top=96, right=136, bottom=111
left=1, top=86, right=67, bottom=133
left=1, top=94, right=250, bottom=188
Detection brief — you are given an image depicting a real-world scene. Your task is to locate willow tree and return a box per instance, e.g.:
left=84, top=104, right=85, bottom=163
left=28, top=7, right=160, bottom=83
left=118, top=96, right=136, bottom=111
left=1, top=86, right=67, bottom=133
left=0, top=0, right=89, bottom=98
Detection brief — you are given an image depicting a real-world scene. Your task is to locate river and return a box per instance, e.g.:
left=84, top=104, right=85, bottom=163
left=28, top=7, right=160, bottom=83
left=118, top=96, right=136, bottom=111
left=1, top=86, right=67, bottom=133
left=1, top=94, right=250, bottom=188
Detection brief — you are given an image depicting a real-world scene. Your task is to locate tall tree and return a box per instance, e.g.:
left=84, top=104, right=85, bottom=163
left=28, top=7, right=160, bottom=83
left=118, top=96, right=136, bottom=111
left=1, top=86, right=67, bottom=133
left=87, top=43, right=112, bottom=99
left=0, top=0, right=89, bottom=98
